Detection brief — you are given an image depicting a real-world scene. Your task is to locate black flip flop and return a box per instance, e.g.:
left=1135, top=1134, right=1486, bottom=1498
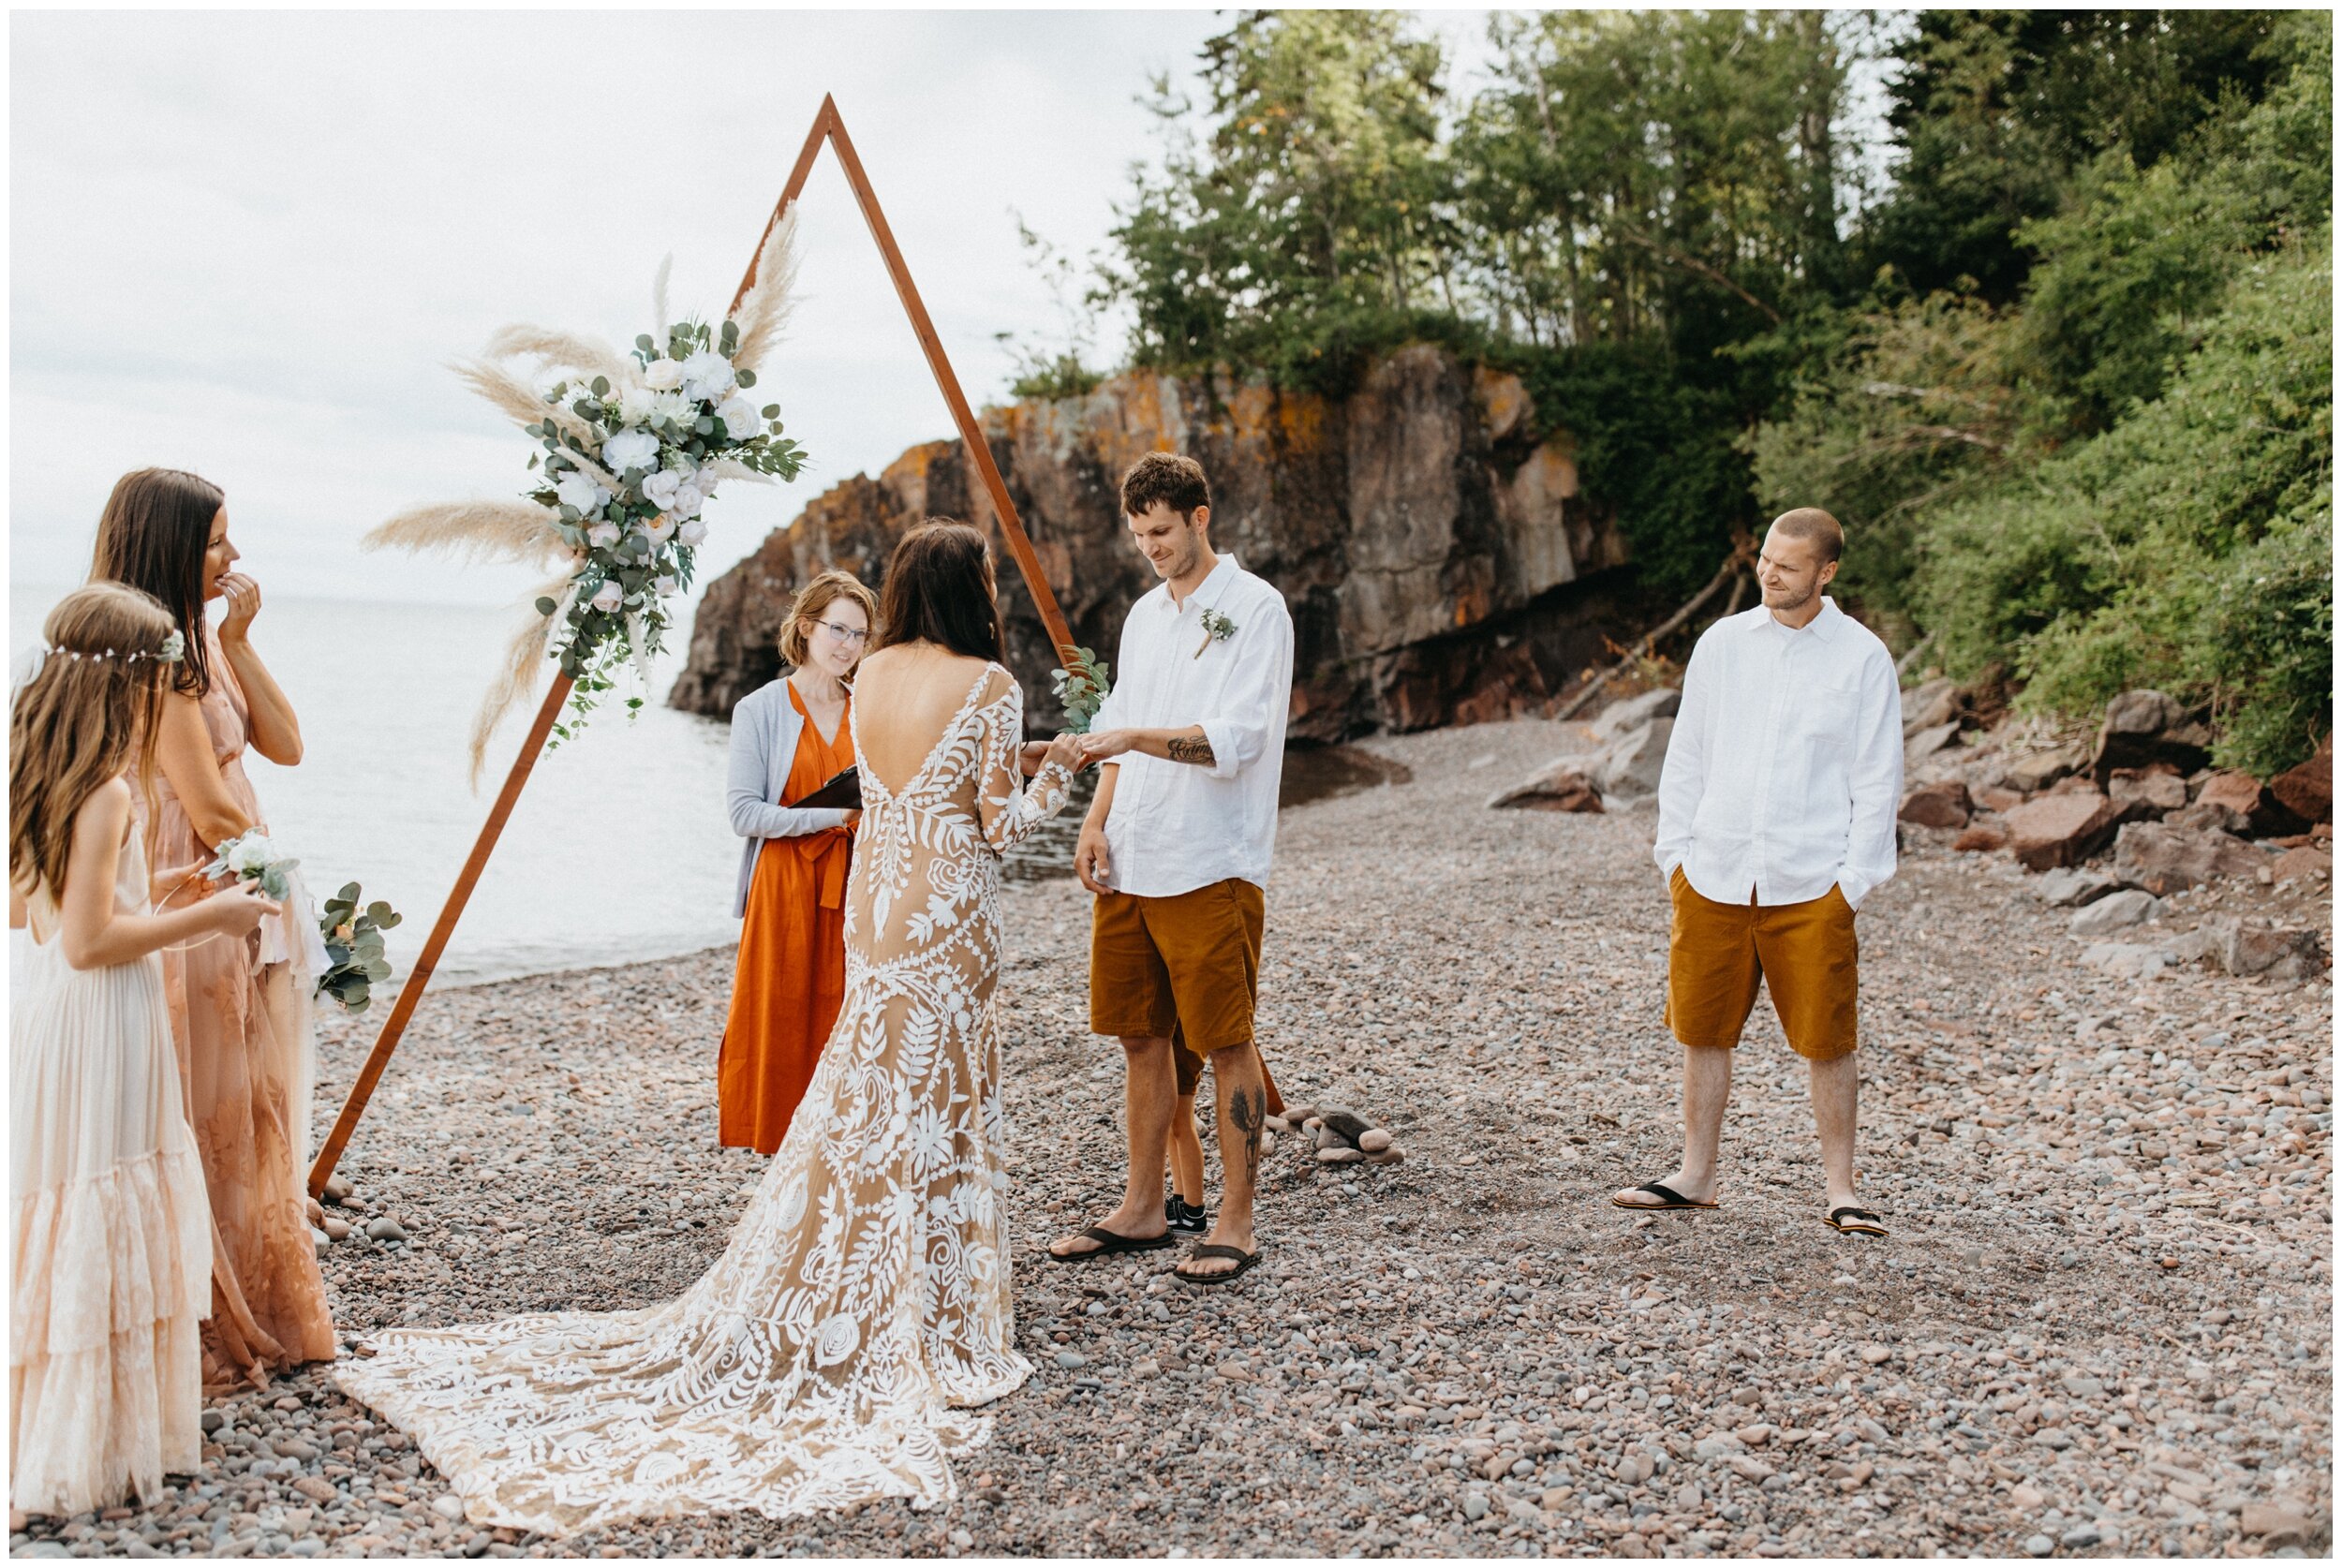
left=1047, top=1225, right=1174, bottom=1263
left=1825, top=1206, right=1888, bottom=1238
left=1174, top=1244, right=1259, bottom=1287
left=1610, top=1181, right=1718, bottom=1212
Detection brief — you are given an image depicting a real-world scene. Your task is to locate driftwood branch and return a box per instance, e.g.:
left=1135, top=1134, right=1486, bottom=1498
left=1554, top=544, right=1753, bottom=721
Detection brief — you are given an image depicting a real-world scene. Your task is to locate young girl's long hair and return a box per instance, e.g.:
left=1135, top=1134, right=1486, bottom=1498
left=9, top=583, right=181, bottom=899
left=90, top=466, right=224, bottom=698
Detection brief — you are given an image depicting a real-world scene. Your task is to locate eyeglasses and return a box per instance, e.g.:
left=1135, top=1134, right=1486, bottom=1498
left=817, top=621, right=869, bottom=646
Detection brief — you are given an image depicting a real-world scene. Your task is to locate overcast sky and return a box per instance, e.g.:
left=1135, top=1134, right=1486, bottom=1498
left=11, top=9, right=1511, bottom=607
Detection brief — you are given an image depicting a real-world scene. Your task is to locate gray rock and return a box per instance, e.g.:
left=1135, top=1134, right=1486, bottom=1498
left=2035, top=865, right=2123, bottom=908
left=1460, top=1493, right=1490, bottom=1522
left=1055, top=1351, right=1088, bottom=1369
left=364, top=1217, right=408, bottom=1243
left=1593, top=719, right=1674, bottom=797
left=1320, top=1110, right=1373, bottom=1144
left=1905, top=720, right=1962, bottom=764
left=2068, top=889, right=2158, bottom=937
left=1900, top=677, right=1958, bottom=738
left=2024, top=1532, right=2056, bottom=1557
left=200, top=1409, right=225, bottom=1434
left=2210, top=920, right=2324, bottom=979
left=1590, top=688, right=1681, bottom=743
left=2061, top=1525, right=2102, bottom=1548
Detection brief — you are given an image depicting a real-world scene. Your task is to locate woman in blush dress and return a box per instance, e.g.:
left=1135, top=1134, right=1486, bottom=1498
left=91, top=467, right=336, bottom=1391
left=719, top=570, right=880, bottom=1155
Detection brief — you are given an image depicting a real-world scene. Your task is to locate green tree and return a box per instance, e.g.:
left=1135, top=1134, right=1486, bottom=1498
left=1861, top=10, right=2287, bottom=303
left=1101, top=9, right=1458, bottom=387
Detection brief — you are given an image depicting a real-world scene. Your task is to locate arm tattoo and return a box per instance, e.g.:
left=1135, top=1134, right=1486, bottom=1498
left=1166, top=732, right=1216, bottom=766
left=1230, top=1085, right=1264, bottom=1191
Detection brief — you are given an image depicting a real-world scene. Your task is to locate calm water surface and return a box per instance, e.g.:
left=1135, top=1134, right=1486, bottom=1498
left=11, top=586, right=1399, bottom=988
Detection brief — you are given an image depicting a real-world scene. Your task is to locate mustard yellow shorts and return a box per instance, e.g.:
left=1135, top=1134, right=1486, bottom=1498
left=1666, top=866, right=1859, bottom=1061
left=1090, top=879, right=1264, bottom=1054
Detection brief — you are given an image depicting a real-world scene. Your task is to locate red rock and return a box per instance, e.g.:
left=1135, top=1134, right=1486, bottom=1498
left=2273, top=847, right=2332, bottom=882
left=1977, top=786, right=2026, bottom=814
left=2004, top=792, right=2124, bottom=871
left=1898, top=781, right=1972, bottom=829
left=1490, top=762, right=1603, bottom=813
left=1953, top=821, right=2009, bottom=852
left=2112, top=821, right=2267, bottom=895
left=2270, top=734, right=2333, bottom=824
left=2091, top=689, right=2213, bottom=784
left=2197, top=768, right=2309, bottom=836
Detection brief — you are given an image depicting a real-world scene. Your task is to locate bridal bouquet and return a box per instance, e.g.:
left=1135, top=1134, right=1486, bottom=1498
left=204, top=829, right=333, bottom=979
left=204, top=829, right=301, bottom=900
left=316, top=882, right=401, bottom=1015
left=364, top=219, right=809, bottom=777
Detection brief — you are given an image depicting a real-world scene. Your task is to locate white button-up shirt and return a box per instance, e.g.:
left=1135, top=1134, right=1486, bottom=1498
left=1654, top=598, right=1903, bottom=910
left=1091, top=554, right=1295, bottom=898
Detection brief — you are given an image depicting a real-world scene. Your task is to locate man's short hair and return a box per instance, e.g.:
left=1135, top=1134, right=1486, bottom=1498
left=1770, top=507, right=1844, bottom=565
left=1120, top=451, right=1210, bottom=521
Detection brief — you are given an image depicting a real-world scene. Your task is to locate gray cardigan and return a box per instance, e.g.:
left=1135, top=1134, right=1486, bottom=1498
left=727, top=678, right=854, bottom=918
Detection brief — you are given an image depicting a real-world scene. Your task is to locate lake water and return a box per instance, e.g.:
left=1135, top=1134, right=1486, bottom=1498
left=11, top=585, right=1395, bottom=989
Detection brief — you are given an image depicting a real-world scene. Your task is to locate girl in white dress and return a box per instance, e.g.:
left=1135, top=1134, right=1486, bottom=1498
left=8, top=584, right=277, bottom=1516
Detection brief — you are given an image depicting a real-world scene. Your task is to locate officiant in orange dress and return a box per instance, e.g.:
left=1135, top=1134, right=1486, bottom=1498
left=718, top=571, right=878, bottom=1154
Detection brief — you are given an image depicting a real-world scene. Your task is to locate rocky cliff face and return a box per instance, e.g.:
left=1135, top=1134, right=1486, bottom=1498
left=670, top=345, right=1646, bottom=740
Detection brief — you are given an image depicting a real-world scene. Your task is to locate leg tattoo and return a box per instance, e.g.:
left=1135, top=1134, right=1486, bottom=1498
left=1231, top=1087, right=1264, bottom=1191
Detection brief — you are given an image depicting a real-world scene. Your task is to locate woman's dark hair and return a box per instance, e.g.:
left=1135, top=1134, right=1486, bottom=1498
left=90, top=467, right=224, bottom=697
left=871, top=520, right=1004, bottom=664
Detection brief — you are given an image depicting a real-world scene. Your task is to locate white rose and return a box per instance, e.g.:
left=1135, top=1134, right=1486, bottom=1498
left=589, top=581, right=625, bottom=614
left=641, top=515, right=676, bottom=547
left=671, top=482, right=705, bottom=520
left=812, top=1314, right=860, bottom=1368
left=655, top=574, right=678, bottom=599
left=553, top=470, right=609, bottom=516
left=677, top=519, right=709, bottom=546
left=717, top=395, right=762, bottom=440
left=642, top=358, right=685, bottom=391
left=229, top=835, right=276, bottom=875
left=641, top=468, right=682, bottom=510
left=678, top=349, right=735, bottom=404
left=586, top=523, right=621, bottom=549
left=601, top=428, right=660, bottom=476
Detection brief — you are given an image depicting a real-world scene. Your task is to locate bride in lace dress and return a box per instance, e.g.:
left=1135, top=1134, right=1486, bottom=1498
left=336, top=523, right=1081, bottom=1531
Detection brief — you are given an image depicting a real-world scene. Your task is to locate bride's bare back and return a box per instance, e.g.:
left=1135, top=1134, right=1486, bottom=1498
left=851, top=643, right=1006, bottom=797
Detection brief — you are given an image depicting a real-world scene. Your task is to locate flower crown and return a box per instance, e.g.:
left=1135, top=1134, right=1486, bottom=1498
left=34, top=629, right=185, bottom=671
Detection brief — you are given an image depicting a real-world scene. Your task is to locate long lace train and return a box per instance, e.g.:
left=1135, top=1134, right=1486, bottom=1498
left=336, top=666, right=1072, bottom=1532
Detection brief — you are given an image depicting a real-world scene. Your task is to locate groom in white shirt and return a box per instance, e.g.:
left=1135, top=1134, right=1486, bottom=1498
left=1046, top=452, right=1295, bottom=1284
left=1613, top=508, right=1903, bottom=1237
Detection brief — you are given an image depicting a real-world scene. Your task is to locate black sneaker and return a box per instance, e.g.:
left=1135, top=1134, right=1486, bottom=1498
left=1164, top=1195, right=1210, bottom=1235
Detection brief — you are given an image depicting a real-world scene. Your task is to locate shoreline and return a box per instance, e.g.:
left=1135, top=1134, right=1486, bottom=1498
left=19, top=715, right=2328, bottom=1559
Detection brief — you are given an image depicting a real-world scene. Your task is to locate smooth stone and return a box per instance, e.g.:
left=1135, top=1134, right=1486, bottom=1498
left=1317, top=1147, right=1365, bottom=1164
left=2024, top=1533, right=2055, bottom=1558
left=1357, top=1129, right=1394, bottom=1153
left=364, top=1218, right=408, bottom=1243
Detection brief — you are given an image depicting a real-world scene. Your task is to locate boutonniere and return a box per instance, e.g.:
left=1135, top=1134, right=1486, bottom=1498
left=1193, top=607, right=1239, bottom=658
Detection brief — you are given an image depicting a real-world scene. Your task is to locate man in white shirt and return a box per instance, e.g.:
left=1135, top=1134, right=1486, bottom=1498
left=1045, top=452, right=1295, bottom=1285
left=1613, top=509, right=1903, bottom=1238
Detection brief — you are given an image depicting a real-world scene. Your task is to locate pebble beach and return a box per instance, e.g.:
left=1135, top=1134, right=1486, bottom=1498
left=12, top=715, right=2332, bottom=1560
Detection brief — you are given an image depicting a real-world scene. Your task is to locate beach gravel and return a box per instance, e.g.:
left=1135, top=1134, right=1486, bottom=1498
left=13, top=717, right=2330, bottom=1558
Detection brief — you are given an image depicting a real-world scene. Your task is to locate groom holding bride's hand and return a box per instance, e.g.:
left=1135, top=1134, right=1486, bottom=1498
left=1048, top=452, right=1294, bottom=1285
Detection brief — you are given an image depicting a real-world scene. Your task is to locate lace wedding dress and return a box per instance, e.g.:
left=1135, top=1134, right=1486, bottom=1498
left=337, top=666, right=1074, bottom=1532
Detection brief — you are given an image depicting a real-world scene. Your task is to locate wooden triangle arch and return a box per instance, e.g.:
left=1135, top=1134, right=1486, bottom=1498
left=308, top=95, right=1082, bottom=1197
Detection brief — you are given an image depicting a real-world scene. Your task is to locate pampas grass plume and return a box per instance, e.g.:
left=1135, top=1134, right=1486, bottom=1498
left=729, top=211, right=800, bottom=377
left=364, top=500, right=571, bottom=571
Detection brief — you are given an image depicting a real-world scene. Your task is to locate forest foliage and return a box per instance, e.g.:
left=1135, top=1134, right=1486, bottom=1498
left=1020, top=9, right=2330, bottom=772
